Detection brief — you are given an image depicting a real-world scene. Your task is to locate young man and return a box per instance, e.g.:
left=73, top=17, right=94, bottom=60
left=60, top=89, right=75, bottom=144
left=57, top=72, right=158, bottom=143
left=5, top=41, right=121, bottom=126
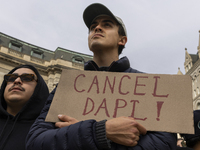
left=0, top=65, right=49, bottom=150
left=26, top=3, right=176, bottom=150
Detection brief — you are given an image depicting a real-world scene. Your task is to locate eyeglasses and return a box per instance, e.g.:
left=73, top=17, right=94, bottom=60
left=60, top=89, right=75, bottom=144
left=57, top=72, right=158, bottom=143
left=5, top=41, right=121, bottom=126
left=4, top=74, right=37, bottom=82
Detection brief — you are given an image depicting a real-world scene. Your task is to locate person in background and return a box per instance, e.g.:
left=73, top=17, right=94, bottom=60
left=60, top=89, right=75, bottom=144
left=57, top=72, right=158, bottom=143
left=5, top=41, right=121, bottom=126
left=0, top=65, right=49, bottom=150
left=182, top=110, right=200, bottom=150
left=26, top=3, right=176, bottom=150
left=177, top=133, right=187, bottom=147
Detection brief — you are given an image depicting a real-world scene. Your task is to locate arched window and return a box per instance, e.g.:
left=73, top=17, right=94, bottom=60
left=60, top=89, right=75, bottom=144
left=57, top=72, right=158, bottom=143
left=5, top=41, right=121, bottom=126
left=197, top=102, right=200, bottom=110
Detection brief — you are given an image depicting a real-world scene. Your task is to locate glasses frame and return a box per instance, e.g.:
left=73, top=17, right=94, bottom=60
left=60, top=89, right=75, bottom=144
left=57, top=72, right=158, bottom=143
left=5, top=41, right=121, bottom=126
left=4, top=73, right=38, bottom=83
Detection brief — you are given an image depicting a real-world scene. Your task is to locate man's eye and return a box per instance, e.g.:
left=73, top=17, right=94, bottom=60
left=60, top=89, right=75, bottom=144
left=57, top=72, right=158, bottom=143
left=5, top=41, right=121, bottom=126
left=9, top=76, right=17, bottom=81
left=104, top=23, right=111, bottom=27
left=90, top=25, right=96, bottom=30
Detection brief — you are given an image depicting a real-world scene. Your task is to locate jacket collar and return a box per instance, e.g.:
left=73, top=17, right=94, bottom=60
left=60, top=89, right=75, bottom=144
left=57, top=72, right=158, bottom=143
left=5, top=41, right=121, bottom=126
left=84, top=56, right=130, bottom=72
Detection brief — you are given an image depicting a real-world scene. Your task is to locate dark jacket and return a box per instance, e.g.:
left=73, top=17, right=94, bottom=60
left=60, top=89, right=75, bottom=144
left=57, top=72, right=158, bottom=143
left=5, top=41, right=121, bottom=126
left=176, top=147, right=193, bottom=150
left=181, top=110, right=200, bottom=148
left=0, top=65, right=49, bottom=150
left=26, top=57, right=176, bottom=150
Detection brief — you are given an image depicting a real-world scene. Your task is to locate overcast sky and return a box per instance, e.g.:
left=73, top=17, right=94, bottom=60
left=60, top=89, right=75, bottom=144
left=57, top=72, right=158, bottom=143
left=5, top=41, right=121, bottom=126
left=1, top=0, right=200, bottom=74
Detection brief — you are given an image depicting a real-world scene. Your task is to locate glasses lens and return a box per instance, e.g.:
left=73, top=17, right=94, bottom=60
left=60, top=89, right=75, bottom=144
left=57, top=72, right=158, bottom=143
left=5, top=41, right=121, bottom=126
left=20, top=74, right=34, bottom=82
left=5, top=74, right=18, bottom=82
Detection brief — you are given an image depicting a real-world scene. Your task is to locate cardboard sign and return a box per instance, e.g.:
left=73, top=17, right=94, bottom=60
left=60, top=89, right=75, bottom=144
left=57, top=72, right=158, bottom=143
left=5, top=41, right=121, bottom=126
left=46, top=69, right=194, bottom=134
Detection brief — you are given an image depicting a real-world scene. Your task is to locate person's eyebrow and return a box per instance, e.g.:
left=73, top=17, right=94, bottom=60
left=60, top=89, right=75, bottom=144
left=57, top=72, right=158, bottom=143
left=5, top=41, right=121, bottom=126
left=102, top=19, right=115, bottom=24
left=91, top=19, right=115, bottom=26
left=90, top=20, right=98, bottom=26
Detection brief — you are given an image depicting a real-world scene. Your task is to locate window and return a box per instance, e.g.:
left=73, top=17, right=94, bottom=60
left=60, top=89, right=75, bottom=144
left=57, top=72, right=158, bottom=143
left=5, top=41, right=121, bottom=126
left=194, top=89, right=197, bottom=98
left=188, top=63, right=191, bottom=69
left=72, top=55, right=84, bottom=64
left=9, top=41, right=22, bottom=52
left=197, top=87, right=200, bottom=95
left=197, top=103, right=200, bottom=110
left=186, top=66, right=188, bottom=72
left=31, top=49, right=43, bottom=59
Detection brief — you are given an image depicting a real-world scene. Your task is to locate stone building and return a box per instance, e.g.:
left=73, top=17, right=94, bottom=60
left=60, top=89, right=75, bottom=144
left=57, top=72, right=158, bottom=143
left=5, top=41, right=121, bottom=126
left=0, top=32, right=93, bottom=92
left=184, top=30, right=200, bottom=110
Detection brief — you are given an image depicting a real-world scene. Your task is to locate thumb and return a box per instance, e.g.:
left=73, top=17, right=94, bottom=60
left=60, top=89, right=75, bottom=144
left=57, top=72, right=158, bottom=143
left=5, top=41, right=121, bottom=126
left=58, top=114, right=71, bottom=122
left=137, top=123, right=147, bottom=135
left=58, top=114, right=65, bottom=121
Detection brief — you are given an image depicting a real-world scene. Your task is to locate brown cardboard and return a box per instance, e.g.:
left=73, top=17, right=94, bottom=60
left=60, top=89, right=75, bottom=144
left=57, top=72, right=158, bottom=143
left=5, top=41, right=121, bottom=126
left=45, top=69, right=194, bottom=134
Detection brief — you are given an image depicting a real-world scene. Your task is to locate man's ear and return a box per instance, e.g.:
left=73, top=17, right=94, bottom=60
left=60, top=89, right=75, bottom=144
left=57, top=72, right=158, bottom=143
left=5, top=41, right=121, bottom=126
left=118, top=36, right=127, bottom=46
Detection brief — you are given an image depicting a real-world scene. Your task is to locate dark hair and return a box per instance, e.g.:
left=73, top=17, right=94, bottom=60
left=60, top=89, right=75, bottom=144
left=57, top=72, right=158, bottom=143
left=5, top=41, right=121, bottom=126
left=118, top=24, right=126, bottom=55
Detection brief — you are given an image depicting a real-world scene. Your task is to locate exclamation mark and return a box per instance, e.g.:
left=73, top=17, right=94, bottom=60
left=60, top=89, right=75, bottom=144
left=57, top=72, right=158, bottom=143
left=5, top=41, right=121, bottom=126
left=156, top=101, right=164, bottom=121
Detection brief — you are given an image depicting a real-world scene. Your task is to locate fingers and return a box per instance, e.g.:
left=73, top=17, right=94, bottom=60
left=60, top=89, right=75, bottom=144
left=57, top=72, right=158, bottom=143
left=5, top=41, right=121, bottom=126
left=58, top=114, right=71, bottom=122
left=119, top=132, right=140, bottom=147
left=128, top=116, right=147, bottom=135
left=136, top=123, right=147, bottom=135
left=130, top=136, right=139, bottom=147
left=129, top=128, right=140, bottom=146
left=55, top=114, right=79, bottom=128
left=105, top=117, right=145, bottom=147
left=55, top=122, right=71, bottom=128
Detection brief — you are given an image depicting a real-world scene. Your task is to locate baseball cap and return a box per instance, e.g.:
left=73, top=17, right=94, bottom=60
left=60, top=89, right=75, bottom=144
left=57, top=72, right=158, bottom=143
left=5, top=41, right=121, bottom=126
left=83, top=3, right=127, bottom=37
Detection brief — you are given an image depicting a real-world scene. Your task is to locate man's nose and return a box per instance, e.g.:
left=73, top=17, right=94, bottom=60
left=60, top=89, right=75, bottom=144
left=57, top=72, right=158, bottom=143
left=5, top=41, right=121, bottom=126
left=95, top=24, right=102, bottom=32
left=13, top=77, right=22, bottom=84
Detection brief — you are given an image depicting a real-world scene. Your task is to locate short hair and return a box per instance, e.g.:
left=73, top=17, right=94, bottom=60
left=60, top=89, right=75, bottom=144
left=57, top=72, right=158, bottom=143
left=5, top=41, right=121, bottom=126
left=118, top=24, right=126, bottom=55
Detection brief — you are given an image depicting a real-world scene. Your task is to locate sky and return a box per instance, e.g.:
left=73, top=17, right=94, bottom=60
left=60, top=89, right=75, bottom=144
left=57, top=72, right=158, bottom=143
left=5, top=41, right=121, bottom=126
left=1, top=0, right=200, bottom=74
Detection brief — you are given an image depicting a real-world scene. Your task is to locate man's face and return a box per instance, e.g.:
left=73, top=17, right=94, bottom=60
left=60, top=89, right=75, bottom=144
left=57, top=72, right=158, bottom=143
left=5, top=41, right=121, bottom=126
left=88, top=15, right=122, bottom=53
left=4, top=68, right=37, bottom=107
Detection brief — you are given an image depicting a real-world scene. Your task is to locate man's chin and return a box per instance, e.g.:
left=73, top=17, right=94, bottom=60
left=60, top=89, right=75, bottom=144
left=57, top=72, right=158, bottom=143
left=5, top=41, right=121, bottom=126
left=6, top=96, right=26, bottom=103
left=90, top=44, right=105, bottom=53
left=7, top=99, right=24, bottom=103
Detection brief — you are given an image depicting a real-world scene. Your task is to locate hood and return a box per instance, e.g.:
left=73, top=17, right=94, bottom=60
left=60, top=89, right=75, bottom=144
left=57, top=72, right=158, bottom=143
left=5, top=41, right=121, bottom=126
left=0, top=64, right=49, bottom=120
left=182, top=110, right=200, bottom=147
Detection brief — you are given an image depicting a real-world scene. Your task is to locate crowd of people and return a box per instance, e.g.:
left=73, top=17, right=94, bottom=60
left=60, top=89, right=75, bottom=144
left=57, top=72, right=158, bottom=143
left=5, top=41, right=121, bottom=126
left=0, top=3, right=199, bottom=150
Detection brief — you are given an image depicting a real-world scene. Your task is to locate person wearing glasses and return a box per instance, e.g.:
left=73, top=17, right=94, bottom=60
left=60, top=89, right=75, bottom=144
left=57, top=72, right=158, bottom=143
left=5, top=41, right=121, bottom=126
left=0, top=64, right=49, bottom=150
left=26, top=3, right=176, bottom=150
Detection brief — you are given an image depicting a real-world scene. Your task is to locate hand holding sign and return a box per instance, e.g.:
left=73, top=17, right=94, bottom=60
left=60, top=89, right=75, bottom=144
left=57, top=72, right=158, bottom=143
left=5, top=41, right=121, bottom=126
left=55, top=114, right=79, bottom=128
left=106, top=116, right=147, bottom=146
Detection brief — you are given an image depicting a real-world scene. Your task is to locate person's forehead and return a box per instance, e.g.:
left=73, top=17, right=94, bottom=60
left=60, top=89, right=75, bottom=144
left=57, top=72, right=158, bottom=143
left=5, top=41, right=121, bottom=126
left=91, top=15, right=117, bottom=24
left=12, top=68, right=36, bottom=75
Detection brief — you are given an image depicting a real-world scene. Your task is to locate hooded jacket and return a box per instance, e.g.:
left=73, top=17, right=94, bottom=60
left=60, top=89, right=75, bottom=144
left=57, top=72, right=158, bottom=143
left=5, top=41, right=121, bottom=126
left=26, top=57, right=176, bottom=150
left=182, top=110, right=200, bottom=148
left=0, top=65, right=49, bottom=150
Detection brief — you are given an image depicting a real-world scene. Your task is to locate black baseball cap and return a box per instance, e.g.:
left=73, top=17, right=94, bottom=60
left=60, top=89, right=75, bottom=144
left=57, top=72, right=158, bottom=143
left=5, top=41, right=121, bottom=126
left=83, top=3, right=127, bottom=36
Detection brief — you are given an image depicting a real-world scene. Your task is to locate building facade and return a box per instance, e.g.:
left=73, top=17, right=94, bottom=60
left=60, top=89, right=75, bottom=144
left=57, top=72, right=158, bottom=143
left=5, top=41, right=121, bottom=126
left=184, top=30, right=200, bottom=110
left=0, top=32, right=93, bottom=92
